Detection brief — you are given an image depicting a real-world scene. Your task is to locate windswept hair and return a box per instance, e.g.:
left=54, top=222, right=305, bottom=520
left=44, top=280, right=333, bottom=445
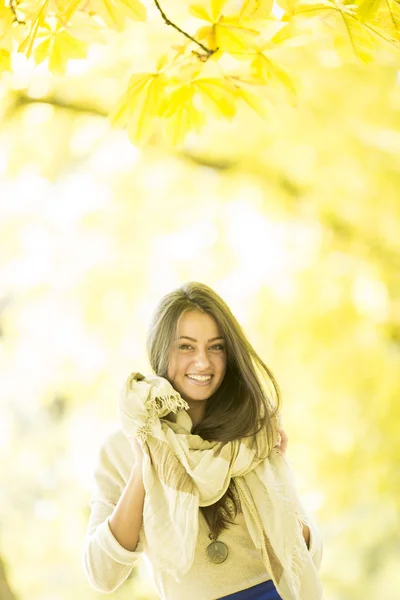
left=146, top=281, right=282, bottom=539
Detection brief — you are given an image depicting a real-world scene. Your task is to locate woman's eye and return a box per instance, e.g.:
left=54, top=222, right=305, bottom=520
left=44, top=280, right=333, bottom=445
left=178, top=344, right=225, bottom=351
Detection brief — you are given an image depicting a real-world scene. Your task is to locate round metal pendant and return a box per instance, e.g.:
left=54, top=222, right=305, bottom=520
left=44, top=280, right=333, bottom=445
left=206, top=540, right=229, bottom=564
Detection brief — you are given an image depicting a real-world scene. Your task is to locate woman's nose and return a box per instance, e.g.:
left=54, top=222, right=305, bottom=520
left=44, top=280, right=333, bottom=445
left=193, top=349, right=211, bottom=368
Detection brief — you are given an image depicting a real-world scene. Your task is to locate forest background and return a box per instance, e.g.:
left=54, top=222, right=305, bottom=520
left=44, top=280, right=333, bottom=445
left=0, top=0, right=399, bottom=598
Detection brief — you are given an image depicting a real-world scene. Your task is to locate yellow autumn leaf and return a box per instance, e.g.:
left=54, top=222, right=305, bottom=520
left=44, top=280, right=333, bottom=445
left=193, top=77, right=238, bottom=118
left=269, top=21, right=311, bottom=46
left=162, top=61, right=239, bottom=123
left=155, top=44, right=194, bottom=73
left=224, top=74, right=270, bottom=118
left=215, top=16, right=261, bottom=52
left=210, top=0, right=230, bottom=20
left=0, top=48, right=11, bottom=72
left=18, top=0, right=50, bottom=58
left=371, top=1, right=400, bottom=41
left=87, top=0, right=146, bottom=31
left=89, top=0, right=124, bottom=31
left=162, top=85, right=205, bottom=146
left=239, top=0, right=275, bottom=20
left=194, top=24, right=218, bottom=51
left=109, top=73, right=154, bottom=128
left=65, top=12, right=106, bottom=45
left=12, top=0, right=43, bottom=23
left=55, top=0, right=82, bottom=22
left=126, top=74, right=167, bottom=145
left=160, top=83, right=194, bottom=118
left=0, top=0, right=7, bottom=20
left=191, top=0, right=269, bottom=23
left=192, top=3, right=263, bottom=53
left=59, top=28, right=88, bottom=55
left=109, top=72, right=167, bottom=145
left=0, top=0, right=13, bottom=31
left=0, top=0, right=24, bottom=51
left=50, top=30, right=88, bottom=74
left=251, top=53, right=298, bottom=101
left=289, top=0, right=335, bottom=18
left=274, top=0, right=302, bottom=16
left=190, top=0, right=230, bottom=21
left=48, top=39, right=69, bottom=74
left=165, top=103, right=205, bottom=145
left=34, top=36, right=51, bottom=64
left=288, top=1, right=381, bottom=63
left=237, top=87, right=270, bottom=119
left=189, top=5, right=212, bottom=21
left=333, top=14, right=378, bottom=63
left=32, top=24, right=88, bottom=74
left=156, top=51, right=170, bottom=72
left=118, top=0, right=146, bottom=21
left=355, top=0, right=381, bottom=22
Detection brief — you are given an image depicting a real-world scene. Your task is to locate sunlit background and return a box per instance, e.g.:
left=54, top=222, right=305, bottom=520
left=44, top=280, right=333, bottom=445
left=1, top=4, right=400, bottom=598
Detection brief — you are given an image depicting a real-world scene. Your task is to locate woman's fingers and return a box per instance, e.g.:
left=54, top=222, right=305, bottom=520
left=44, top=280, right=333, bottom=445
left=274, top=427, right=289, bottom=454
left=279, top=428, right=289, bottom=453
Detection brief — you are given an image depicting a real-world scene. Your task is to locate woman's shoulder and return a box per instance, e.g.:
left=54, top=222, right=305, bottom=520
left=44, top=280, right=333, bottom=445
left=97, top=428, right=135, bottom=477
left=102, top=427, right=131, bottom=449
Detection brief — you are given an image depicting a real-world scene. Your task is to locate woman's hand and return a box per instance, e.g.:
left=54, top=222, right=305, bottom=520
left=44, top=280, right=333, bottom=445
left=274, top=428, right=289, bottom=454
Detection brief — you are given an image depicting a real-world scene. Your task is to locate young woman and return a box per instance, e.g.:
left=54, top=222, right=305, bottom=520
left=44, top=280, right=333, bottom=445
left=82, top=282, right=323, bottom=600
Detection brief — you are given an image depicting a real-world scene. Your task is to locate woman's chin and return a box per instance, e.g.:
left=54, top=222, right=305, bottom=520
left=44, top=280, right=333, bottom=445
left=181, top=383, right=215, bottom=402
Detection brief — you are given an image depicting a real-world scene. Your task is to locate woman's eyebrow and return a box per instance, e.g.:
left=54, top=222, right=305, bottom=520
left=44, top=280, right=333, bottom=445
left=177, top=336, right=225, bottom=342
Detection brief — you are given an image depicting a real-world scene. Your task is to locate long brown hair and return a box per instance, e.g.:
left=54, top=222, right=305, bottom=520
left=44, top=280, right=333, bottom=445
left=146, top=282, right=282, bottom=539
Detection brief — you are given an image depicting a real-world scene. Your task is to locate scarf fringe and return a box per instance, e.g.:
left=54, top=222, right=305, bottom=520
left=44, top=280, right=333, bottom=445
left=138, top=392, right=189, bottom=443
left=148, top=392, right=190, bottom=419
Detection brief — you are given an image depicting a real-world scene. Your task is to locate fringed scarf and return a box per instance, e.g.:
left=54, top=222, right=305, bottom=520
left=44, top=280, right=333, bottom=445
left=118, top=372, right=323, bottom=600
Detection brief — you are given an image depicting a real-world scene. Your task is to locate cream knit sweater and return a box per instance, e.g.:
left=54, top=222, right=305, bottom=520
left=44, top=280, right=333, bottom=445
left=82, top=429, right=324, bottom=600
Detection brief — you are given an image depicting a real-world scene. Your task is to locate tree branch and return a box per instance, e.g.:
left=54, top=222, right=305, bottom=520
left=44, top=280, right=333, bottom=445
left=153, top=0, right=217, bottom=59
left=3, top=93, right=108, bottom=119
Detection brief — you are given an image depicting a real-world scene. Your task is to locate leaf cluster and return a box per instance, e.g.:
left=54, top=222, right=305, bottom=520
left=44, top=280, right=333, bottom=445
left=0, top=0, right=399, bottom=144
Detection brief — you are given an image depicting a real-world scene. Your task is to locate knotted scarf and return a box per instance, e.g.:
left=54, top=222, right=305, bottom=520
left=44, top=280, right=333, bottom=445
left=118, top=372, right=323, bottom=600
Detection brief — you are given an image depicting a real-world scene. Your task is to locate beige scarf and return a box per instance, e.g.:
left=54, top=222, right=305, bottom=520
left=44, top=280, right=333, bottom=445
left=118, top=372, right=323, bottom=600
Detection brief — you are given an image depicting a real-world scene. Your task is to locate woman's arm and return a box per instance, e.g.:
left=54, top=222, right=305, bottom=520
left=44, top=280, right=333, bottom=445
left=108, top=439, right=145, bottom=551
left=82, top=435, right=145, bottom=594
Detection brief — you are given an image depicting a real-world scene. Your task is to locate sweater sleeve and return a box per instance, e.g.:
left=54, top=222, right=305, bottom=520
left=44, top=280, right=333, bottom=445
left=273, top=449, right=324, bottom=572
left=291, top=487, right=324, bottom=572
left=297, top=508, right=324, bottom=571
left=81, top=434, right=143, bottom=594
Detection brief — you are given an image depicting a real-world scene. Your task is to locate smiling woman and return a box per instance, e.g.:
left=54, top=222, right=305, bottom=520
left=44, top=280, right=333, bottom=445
left=144, top=282, right=286, bottom=555
left=82, top=282, right=323, bottom=600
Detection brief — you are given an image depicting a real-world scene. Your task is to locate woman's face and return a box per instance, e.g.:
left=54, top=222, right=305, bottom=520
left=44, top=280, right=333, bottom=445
left=167, top=310, right=227, bottom=403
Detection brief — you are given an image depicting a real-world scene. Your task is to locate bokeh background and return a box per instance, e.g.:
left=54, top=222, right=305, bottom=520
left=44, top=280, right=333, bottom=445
left=1, top=5, right=400, bottom=599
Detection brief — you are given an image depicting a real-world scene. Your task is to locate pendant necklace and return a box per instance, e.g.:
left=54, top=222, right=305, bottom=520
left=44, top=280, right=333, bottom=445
left=206, top=532, right=229, bottom=564
left=206, top=490, right=239, bottom=564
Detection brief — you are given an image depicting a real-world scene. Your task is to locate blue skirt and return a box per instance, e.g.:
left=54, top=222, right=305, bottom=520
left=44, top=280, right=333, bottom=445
left=218, top=578, right=283, bottom=600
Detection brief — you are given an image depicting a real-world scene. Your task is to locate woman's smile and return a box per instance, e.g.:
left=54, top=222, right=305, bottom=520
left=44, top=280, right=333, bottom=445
left=185, top=374, right=214, bottom=386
